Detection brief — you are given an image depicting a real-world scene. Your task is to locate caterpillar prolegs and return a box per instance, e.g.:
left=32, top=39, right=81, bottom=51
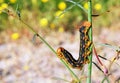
left=57, top=21, right=92, bottom=70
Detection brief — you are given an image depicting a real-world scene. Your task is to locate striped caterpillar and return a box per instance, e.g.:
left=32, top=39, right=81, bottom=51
left=57, top=21, right=92, bottom=70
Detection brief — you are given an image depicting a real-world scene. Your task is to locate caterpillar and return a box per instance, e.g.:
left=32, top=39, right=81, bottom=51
left=57, top=21, right=92, bottom=69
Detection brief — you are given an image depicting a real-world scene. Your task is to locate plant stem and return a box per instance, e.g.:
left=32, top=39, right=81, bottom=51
left=87, top=0, right=93, bottom=83
left=102, top=76, right=110, bottom=83
left=19, top=18, right=80, bottom=82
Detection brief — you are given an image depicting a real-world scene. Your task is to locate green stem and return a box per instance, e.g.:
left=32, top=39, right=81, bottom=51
left=102, top=76, right=110, bottom=83
left=87, top=0, right=93, bottom=83
left=19, top=19, right=80, bottom=82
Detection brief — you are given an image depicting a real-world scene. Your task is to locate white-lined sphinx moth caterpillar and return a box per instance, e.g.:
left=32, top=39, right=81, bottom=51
left=57, top=21, right=92, bottom=69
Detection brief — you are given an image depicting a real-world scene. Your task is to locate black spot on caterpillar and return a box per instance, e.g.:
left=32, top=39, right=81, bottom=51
left=57, top=21, right=92, bottom=69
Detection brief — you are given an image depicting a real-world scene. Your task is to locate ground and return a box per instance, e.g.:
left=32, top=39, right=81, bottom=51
left=0, top=27, right=120, bottom=83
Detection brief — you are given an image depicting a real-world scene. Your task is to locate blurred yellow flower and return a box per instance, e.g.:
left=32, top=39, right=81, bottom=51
left=0, top=7, right=2, bottom=10
left=84, top=2, right=88, bottom=10
left=58, top=26, right=64, bottom=32
left=58, top=2, right=66, bottom=10
left=32, top=0, right=37, bottom=5
left=50, top=23, right=55, bottom=29
left=11, top=33, right=20, bottom=40
left=55, top=10, right=64, bottom=18
left=41, top=0, right=48, bottom=3
left=9, top=0, right=16, bottom=3
left=94, top=3, right=102, bottom=10
left=39, top=18, right=48, bottom=27
left=23, top=65, right=29, bottom=71
left=0, top=7, right=2, bottom=13
left=1, top=3, right=8, bottom=9
left=0, top=0, right=4, bottom=3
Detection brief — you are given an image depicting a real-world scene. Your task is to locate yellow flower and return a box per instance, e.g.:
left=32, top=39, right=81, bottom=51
left=0, top=7, right=2, bottom=13
left=58, top=26, right=64, bottom=32
left=11, top=33, right=20, bottom=40
left=58, top=2, right=66, bottom=10
left=23, top=65, right=29, bottom=71
left=0, top=0, right=4, bottom=3
left=94, top=3, right=102, bottom=10
left=55, top=10, right=64, bottom=18
left=31, top=0, right=37, bottom=5
left=0, top=7, right=2, bottom=11
left=41, top=0, right=48, bottom=3
left=39, top=18, right=48, bottom=27
left=84, top=2, right=88, bottom=10
left=1, top=3, right=8, bottom=9
left=50, top=23, right=55, bottom=29
left=9, top=0, right=16, bottom=3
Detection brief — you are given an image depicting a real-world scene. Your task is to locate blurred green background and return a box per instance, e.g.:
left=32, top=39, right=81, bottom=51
left=0, top=0, right=120, bottom=43
left=0, top=0, right=120, bottom=31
